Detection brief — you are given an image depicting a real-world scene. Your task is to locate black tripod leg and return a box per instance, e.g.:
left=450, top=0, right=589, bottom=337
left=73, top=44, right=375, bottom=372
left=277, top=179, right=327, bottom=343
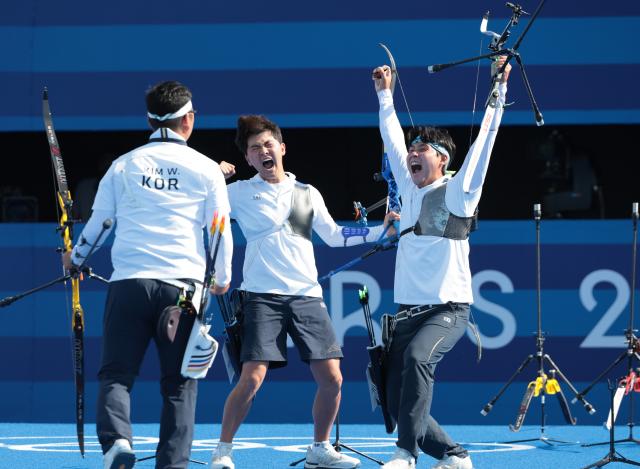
left=545, top=354, right=597, bottom=414
left=481, top=354, right=534, bottom=416
left=574, top=351, right=627, bottom=404
left=289, top=442, right=385, bottom=466
left=290, top=446, right=384, bottom=467
left=613, top=456, right=640, bottom=466
left=581, top=456, right=612, bottom=468
left=336, top=443, right=384, bottom=465
left=136, top=455, right=206, bottom=465
left=290, top=410, right=385, bottom=466
left=582, top=455, right=640, bottom=468
left=581, top=381, right=640, bottom=467
left=332, top=411, right=384, bottom=465
left=289, top=456, right=306, bottom=467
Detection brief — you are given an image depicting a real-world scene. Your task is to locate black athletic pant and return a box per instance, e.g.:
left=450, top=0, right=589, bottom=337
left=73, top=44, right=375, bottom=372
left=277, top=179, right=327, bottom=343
left=96, top=278, right=197, bottom=469
left=385, top=302, right=470, bottom=461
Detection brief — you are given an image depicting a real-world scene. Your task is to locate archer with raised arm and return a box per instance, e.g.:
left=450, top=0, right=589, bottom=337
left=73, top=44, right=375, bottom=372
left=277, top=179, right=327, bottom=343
left=371, top=57, right=511, bottom=469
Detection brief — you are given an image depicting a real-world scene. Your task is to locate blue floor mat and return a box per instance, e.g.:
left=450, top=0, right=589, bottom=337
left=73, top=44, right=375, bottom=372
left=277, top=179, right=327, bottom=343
left=2, top=423, right=640, bottom=468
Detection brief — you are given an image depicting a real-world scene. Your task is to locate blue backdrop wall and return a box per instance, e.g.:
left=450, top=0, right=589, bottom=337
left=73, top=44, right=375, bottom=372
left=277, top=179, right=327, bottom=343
left=1, top=220, right=638, bottom=428
left=2, top=0, right=639, bottom=130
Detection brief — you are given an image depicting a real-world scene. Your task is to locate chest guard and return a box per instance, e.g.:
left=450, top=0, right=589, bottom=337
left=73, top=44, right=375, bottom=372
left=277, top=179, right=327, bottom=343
left=287, top=182, right=314, bottom=241
left=413, top=183, right=477, bottom=240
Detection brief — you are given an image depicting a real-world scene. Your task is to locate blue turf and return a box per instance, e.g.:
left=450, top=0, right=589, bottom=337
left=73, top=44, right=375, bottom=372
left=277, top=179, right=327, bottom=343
left=2, top=423, right=640, bottom=468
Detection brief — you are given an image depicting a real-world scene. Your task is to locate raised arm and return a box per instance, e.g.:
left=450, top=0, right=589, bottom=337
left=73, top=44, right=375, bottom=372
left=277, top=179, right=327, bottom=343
left=372, top=65, right=413, bottom=194
left=218, top=160, right=236, bottom=180
left=447, top=57, right=511, bottom=215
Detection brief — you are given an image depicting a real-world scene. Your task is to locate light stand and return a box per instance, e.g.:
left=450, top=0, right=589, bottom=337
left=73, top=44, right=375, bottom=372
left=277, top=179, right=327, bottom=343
left=428, top=0, right=546, bottom=126
left=480, top=203, right=593, bottom=445
left=580, top=380, right=640, bottom=468
left=577, top=202, right=640, bottom=448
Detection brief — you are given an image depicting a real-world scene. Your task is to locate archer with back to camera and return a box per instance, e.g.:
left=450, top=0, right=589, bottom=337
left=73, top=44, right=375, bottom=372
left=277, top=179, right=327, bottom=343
left=62, top=80, right=233, bottom=469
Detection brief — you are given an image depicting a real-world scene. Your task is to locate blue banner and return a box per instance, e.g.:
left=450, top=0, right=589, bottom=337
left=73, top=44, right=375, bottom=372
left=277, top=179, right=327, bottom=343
left=1, top=0, right=638, bottom=130
left=0, top=220, right=637, bottom=423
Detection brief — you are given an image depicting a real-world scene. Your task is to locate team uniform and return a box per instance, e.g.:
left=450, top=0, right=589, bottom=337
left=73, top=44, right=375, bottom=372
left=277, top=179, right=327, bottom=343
left=71, top=127, right=232, bottom=468
left=227, top=172, right=385, bottom=366
left=377, top=82, right=507, bottom=467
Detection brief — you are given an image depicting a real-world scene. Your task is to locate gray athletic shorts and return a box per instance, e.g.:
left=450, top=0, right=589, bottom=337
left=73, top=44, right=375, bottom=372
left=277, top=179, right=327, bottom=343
left=240, top=291, right=343, bottom=369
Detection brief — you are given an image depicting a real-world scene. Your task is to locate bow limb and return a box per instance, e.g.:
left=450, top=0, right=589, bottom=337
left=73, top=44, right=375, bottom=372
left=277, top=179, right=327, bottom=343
left=379, top=43, right=397, bottom=95
left=349, top=45, right=405, bottom=227
left=43, top=89, right=85, bottom=458
left=377, top=44, right=403, bottom=238
left=349, top=46, right=399, bottom=226
left=379, top=43, right=414, bottom=128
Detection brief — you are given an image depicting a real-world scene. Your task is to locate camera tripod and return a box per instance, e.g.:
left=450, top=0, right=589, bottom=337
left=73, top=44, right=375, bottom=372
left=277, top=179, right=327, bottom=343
left=289, top=411, right=384, bottom=466
left=480, top=204, right=594, bottom=445
left=576, top=203, right=640, bottom=449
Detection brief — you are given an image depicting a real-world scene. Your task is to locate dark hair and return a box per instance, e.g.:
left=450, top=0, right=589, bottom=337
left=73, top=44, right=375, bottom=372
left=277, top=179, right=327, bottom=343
left=406, top=126, right=456, bottom=171
left=235, top=115, right=283, bottom=154
left=145, top=80, right=192, bottom=131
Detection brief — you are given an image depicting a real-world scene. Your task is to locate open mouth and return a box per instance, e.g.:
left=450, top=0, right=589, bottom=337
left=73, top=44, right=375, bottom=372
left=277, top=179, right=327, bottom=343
left=410, top=163, right=422, bottom=174
left=262, top=159, right=275, bottom=169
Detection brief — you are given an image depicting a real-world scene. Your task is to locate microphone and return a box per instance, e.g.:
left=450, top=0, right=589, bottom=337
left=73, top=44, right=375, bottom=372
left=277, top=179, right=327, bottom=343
left=427, top=64, right=446, bottom=74
left=633, top=202, right=639, bottom=221
left=533, top=203, right=542, bottom=221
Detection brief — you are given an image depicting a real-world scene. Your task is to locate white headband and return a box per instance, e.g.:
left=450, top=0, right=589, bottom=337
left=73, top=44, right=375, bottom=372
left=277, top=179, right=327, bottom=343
left=147, top=100, right=193, bottom=121
left=410, top=136, right=450, bottom=159
left=427, top=142, right=450, bottom=159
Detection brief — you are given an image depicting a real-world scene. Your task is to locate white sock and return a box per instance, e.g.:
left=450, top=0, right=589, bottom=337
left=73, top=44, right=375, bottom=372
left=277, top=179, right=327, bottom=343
left=217, top=441, right=233, bottom=454
left=313, top=440, right=331, bottom=448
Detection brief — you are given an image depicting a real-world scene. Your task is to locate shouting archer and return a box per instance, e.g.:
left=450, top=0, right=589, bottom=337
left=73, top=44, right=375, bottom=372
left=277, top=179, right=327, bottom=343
left=371, top=57, right=511, bottom=469
left=210, top=115, right=398, bottom=469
